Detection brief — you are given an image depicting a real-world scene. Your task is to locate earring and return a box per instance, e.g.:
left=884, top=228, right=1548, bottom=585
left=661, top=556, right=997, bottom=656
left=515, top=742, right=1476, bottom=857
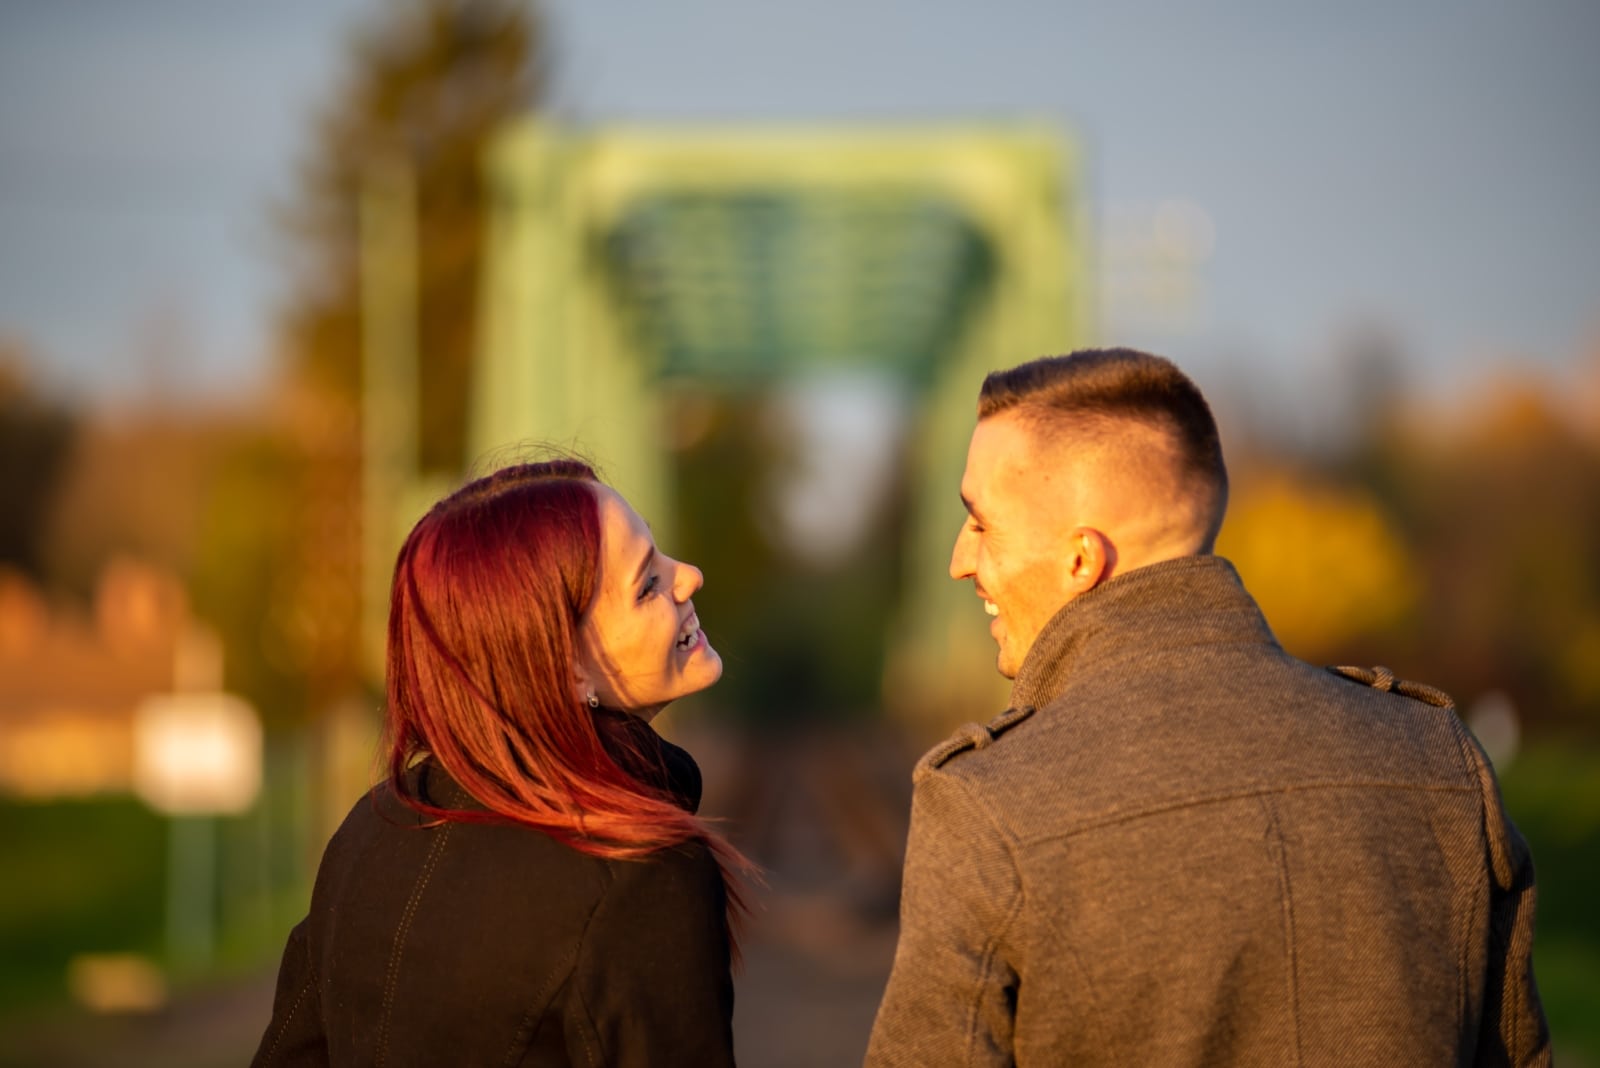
left=586, top=692, right=600, bottom=710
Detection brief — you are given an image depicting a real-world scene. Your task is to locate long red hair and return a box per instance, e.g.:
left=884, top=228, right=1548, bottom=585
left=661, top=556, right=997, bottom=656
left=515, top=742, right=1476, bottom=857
left=384, top=459, right=751, bottom=923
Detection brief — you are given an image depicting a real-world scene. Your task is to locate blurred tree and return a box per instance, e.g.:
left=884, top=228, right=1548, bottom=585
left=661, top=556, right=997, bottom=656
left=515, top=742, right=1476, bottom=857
left=1217, top=468, right=1419, bottom=663
left=270, top=0, right=544, bottom=706
left=0, top=347, right=77, bottom=582
left=43, top=413, right=213, bottom=599
left=276, top=0, right=544, bottom=471
left=1362, top=381, right=1600, bottom=732
left=188, top=425, right=310, bottom=724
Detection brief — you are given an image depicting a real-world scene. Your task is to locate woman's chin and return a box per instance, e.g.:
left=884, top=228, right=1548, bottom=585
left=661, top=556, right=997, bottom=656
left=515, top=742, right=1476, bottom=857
left=621, top=653, right=724, bottom=721
left=678, top=656, right=724, bottom=701
left=678, top=632, right=722, bottom=677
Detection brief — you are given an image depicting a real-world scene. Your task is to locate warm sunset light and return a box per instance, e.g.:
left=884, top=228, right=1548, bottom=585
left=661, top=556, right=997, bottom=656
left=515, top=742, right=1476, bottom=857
left=1, top=1, right=1595, bottom=1063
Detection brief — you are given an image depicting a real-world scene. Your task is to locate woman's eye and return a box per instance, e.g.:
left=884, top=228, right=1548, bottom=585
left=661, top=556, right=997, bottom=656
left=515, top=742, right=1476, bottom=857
left=638, top=574, right=661, bottom=600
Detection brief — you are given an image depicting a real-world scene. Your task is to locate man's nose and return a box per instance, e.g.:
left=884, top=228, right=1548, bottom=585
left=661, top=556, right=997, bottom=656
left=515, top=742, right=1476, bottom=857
left=949, top=527, right=975, bottom=580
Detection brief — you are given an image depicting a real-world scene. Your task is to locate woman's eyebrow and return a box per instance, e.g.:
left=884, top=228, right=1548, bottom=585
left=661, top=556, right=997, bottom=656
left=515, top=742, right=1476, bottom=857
left=632, top=545, right=656, bottom=587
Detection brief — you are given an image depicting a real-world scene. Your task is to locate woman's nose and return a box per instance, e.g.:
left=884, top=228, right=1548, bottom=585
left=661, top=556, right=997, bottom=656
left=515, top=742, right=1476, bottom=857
left=674, top=560, right=703, bottom=601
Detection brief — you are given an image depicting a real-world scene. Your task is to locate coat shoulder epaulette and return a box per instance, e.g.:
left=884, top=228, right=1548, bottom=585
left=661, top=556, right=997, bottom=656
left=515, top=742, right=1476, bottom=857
left=1327, top=664, right=1454, bottom=711
left=913, top=705, right=1036, bottom=784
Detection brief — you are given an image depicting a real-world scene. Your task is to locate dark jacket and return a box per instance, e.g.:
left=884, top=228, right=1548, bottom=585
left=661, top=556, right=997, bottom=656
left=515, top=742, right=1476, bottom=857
left=868, top=555, right=1549, bottom=1067
left=252, top=719, right=735, bottom=1067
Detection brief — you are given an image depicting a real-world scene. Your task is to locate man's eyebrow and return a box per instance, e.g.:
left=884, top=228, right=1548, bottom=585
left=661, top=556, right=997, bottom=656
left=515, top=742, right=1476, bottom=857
left=960, top=494, right=985, bottom=522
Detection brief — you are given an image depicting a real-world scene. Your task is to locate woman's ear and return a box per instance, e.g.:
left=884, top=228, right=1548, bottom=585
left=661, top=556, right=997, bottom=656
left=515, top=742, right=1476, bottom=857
left=571, top=646, right=597, bottom=708
left=1065, top=526, right=1113, bottom=592
left=573, top=631, right=620, bottom=709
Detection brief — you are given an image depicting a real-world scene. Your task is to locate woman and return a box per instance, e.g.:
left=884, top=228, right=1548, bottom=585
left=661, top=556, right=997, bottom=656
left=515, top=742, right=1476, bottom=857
left=252, top=459, right=750, bottom=1067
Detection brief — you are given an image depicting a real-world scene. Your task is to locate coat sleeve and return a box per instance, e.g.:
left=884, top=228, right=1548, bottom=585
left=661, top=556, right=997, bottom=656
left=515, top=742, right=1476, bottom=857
left=1468, top=736, right=1551, bottom=1067
left=249, top=919, right=330, bottom=1067
left=866, top=768, right=1022, bottom=1068
left=566, top=843, right=737, bottom=1067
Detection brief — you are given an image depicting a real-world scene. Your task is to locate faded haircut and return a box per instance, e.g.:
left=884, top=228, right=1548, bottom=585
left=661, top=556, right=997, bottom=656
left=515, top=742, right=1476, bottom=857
left=978, top=348, right=1229, bottom=545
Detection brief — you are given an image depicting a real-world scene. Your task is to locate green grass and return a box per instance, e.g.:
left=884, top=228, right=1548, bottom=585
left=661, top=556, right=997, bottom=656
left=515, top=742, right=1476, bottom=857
left=0, top=779, right=313, bottom=1019
left=0, top=797, right=167, bottom=1011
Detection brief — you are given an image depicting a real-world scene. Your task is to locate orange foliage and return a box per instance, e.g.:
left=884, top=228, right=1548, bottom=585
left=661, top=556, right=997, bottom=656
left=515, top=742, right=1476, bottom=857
left=1217, top=471, right=1418, bottom=662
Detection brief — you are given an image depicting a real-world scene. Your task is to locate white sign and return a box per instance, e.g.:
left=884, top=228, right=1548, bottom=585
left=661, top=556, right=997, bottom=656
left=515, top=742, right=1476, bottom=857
left=133, top=694, right=262, bottom=815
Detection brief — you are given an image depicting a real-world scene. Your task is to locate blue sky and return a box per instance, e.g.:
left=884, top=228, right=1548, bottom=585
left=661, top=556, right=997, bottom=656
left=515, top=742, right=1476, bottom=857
left=2, top=0, right=1597, bottom=418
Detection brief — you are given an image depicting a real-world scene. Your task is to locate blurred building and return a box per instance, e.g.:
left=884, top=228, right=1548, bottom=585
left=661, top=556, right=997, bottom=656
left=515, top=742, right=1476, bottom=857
left=0, top=558, right=211, bottom=798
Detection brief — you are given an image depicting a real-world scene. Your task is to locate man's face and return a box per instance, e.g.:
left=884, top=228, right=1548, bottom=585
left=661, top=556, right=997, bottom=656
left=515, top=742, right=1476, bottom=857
left=949, top=411, right=1081, bottom=679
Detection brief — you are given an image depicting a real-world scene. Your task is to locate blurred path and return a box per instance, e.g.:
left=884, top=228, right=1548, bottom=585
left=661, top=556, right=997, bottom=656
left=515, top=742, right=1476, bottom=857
left=0, top=972, right=276, bottom=1068
left=0, top=923, right=895, bottom=1068
left=706, top=722, right=916, bottom=1067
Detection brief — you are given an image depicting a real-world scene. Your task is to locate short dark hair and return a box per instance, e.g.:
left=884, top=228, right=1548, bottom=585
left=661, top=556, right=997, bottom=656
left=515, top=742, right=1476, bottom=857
left=979, top=348, right=1228, bottom=535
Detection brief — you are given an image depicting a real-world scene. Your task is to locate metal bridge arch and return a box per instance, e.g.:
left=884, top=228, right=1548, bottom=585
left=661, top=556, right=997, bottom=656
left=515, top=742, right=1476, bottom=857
left=467, top=120, right=1086, bottom=728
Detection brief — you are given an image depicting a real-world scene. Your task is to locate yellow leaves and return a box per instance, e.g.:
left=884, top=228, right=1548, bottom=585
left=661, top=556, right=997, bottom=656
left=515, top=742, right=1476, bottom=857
left=1216, top=472, right=1418, bottom=661
left=1559, top=618, right=1600, bottom=707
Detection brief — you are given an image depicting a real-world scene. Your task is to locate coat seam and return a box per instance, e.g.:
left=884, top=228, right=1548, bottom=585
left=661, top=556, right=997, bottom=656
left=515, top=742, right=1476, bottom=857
left=499, top=944, right=583, bottom=1066
left=965, top=887, right=1026, bottom=1067
left=1259, top=795, right=1303, bottom=1065
left=567, top=864, right=616, bottom=1068
left=1445, top=711, right=1525, bottom=1061
left=1443, top=717, right=1484, bottom=1057
left=1010, top=778, right=1478, bottom=847
left=940, top=773, right=1025, bottom=1067
left=256, top=961, right=316, bottom=1065
left=375, top=822, right=453, bottom=1068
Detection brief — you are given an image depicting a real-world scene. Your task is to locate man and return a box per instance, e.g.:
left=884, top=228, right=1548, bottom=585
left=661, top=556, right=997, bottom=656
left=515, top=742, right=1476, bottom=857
left=866, top=349, right=1549, bottom=1066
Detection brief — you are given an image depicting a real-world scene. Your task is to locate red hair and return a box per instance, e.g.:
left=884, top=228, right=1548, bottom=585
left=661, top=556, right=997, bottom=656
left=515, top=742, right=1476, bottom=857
left=384, top=459, right=751, bottom=925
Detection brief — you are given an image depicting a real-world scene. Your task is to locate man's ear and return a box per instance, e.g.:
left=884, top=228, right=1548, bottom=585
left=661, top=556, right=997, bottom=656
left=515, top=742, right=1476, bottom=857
left=1065, top=527, right=1113, bottom=592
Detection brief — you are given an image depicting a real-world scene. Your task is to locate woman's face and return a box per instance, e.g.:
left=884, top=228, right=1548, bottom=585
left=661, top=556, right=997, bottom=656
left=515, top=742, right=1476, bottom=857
left=577, top=486, right=722, bottom=721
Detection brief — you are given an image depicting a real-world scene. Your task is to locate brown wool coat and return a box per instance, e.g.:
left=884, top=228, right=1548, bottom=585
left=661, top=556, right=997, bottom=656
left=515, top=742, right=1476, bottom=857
left=867, top=556, right=1549, bottom=1067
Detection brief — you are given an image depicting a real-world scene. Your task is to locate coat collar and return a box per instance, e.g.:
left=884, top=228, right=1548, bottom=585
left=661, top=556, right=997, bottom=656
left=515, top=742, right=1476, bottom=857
left=595, top=710, right=704, bottom=814
left=1009, top=555, right=1277, bottom=712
